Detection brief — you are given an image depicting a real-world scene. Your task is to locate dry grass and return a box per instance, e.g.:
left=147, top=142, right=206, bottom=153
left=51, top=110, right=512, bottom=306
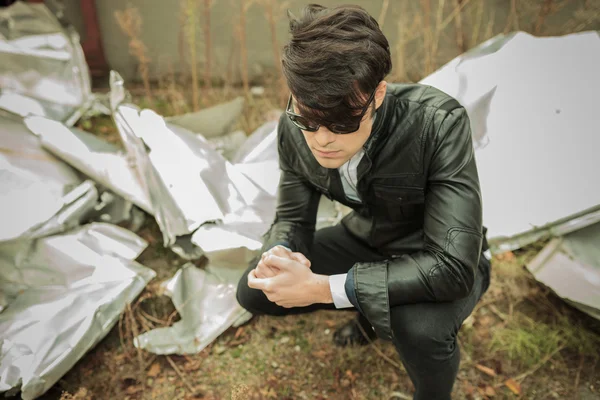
left=115, top=7, right=153, bottom=101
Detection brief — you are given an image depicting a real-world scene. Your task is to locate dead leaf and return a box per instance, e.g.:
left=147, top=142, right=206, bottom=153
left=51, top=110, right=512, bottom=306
left=114, top=353, right=128, bottom=364
left=484, top=385, right=496, bottom=397
left=479, top=315, right=494, bottom=327
left=324, top=319, right=337, bottom=328
left=463, top=381, right=476, bottom=396
left=476, top=364, right=497, bottom=377
left=125, top=385, right=143, bottom=395
left=147, top=362, right=161, bottom=377
left=311, top=350, right=329, bottom=359
left=183, top=359, right=202, bottom=372
left=234, top=327, right=244, bottom=339
left=505, top=378, right=521, bottom=395
left=345, top=369, right=358, bottom=383
left=496, top=251, right=516, bottom=262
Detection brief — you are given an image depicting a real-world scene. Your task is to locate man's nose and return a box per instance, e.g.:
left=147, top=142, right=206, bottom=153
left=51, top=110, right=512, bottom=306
left=313, top=126, right=336, bottom=147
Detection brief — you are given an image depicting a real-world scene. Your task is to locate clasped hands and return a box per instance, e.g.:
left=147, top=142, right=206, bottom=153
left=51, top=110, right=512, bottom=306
left=247, top=245, right=333, bottom=308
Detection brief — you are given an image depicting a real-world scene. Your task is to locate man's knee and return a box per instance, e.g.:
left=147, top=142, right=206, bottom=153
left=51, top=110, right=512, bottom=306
left=391, top=308, right=457, bottom=362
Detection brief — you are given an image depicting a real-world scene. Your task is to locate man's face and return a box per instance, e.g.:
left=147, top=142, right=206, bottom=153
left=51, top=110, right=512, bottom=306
left=297, top=108, right=373, bottom=169
left=292, top=81, right=387, bottom=169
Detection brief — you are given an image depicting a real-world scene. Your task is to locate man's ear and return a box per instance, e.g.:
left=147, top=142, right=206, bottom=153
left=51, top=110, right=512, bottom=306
left=375, top=81, right=387, bottom=110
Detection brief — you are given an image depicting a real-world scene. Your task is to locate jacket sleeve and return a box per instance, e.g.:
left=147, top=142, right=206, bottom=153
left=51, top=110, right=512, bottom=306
left=349, top=106, right=483, bottom=339
left=260, top=126, right=321, bottom=256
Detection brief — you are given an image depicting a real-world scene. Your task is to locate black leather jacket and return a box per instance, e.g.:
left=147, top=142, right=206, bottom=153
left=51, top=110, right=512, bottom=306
left=262, top=83, right=485, bottom=340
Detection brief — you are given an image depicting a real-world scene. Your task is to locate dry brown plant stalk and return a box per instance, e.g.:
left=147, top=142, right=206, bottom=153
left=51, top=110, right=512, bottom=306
left=471, top=0, right=484, bottom=46
left=504, top=0, right=520, bottom=33
left=484, top=7, right=496, bottom=42
left=454, top=0, right=466, bottom=52
left=420, top=0, right=433, bottom=74
left=115, top=7, right=153, bottom=101
left=378, top=0, right=390, bottom=29
left=260, top=0, right=288, bottom=104
left=178, top=5, right=188, bottom=87
left=430, top=0, right=446, bottom=67
left=184, top=0, right=200, bottom=110
left=535, top=0, right=553, bottom=34
left=239, top=0, right=251, bottom=97
left=393, top=1, right=409, bottom=82
left=202, top=0, right=213, bottom=90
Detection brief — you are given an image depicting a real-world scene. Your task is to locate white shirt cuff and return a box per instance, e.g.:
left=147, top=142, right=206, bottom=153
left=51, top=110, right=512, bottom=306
left=328, top=274, right=353, bottom=308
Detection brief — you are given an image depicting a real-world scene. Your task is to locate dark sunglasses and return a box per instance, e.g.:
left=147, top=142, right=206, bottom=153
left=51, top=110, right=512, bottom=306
left=285, top=88, right=377, bottom=134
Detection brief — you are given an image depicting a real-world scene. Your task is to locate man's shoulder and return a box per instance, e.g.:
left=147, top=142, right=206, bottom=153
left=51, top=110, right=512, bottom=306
left=386, top=83, right=462, bottom=112
left=277, top=111, right=307, bottom=153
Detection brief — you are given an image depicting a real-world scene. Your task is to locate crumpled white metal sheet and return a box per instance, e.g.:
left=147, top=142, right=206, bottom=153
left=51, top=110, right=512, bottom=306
left=420, top=31, right=600, bottom=252
left=0, top=223, right=155, bottom=400
left=134, top=263, right=249, bottom=355
left=109, top=71, right=259, bottom=250
left=24, top=115, right=153, bottom=214
left=0, top=112, right=150, bottom=398
left=0, top=115, right=98, bottom=243
left=134, top=113, right=344, bottom=354
left=526, top=221, right=600, bottom=320
left=0, top=1, right=92, bottom=126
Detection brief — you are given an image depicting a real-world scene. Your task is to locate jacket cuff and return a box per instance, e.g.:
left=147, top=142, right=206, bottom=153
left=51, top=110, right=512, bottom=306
left=350, top=261, right=393, bottom=340
left=344, top=271, right=362, bottom=312
left=264, top=241, right=292, bottom=252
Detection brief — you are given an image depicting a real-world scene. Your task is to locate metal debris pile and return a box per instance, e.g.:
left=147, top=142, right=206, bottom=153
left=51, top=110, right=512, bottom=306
left=1, top=2, right=599, bottom=398
left=420, top=31, right=600, bottom=321
left=0, top=2, right=343, bottom=398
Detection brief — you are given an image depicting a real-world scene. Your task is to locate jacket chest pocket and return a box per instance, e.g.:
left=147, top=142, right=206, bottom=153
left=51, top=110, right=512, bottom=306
left=372, top=185, right=425, bottom=221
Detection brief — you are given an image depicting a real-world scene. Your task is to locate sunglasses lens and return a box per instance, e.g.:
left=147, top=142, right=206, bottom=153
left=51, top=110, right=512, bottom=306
left=329, top=123, right=359, bottom=134
left=291, top=115, right=318, bottom=131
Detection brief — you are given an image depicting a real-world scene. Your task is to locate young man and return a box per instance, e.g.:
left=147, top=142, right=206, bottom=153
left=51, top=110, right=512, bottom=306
left=236, top=4, right=491, bottom=399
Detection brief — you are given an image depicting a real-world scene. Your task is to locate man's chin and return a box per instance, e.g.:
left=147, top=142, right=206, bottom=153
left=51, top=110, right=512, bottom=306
left=314, top=156, right=346, bottom=169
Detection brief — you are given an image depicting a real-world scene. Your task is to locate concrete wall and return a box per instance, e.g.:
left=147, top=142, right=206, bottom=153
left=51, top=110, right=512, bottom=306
left=62, top=0, right=599, bottom=83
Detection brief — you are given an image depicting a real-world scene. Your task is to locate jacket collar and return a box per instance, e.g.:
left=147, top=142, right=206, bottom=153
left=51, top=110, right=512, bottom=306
left=363, top=91, right=392, bottom=157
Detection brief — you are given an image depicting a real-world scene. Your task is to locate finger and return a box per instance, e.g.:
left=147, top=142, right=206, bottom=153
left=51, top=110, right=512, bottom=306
left=291, top=252, right=311, bottom=268
left=277, top=301, right=299, bottom=309
left=264, top=254, right=296, bottom=271
left=256, top=260, right=278, bottom=278
left=247, top=270, right=271, bottom=291
left=268, top=245, right=293, bottom=259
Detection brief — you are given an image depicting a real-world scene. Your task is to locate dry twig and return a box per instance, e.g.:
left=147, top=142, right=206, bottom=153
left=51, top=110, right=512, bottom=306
left=167, top=356, right=197, bottom=393
left=495, top=345, right=566, bottom=387
left=127, top=304, right=146, bottom=396
left=574, top=353, right=585, bottom=396
left=488, top=304, right=508, bottom=322
left=356, top=321, right=403, bottom=371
